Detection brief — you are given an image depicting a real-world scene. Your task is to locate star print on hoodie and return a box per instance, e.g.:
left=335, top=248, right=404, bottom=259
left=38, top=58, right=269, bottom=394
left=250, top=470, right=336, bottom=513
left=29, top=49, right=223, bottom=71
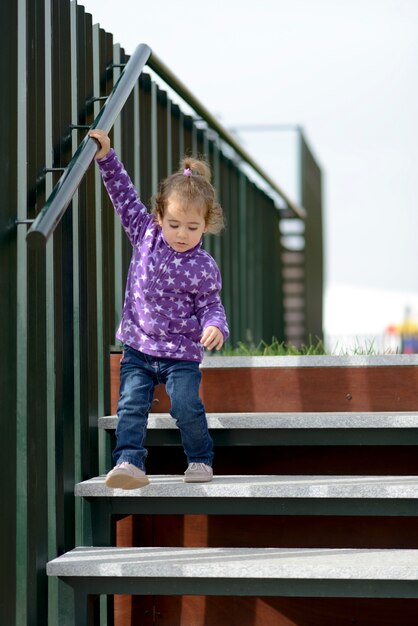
left=97, top=149, right=229, bottom=362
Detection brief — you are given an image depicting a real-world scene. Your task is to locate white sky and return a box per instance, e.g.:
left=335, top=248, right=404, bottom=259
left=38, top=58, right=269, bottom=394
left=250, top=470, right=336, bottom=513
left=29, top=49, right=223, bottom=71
left=79, top=0, right=418, bottom=338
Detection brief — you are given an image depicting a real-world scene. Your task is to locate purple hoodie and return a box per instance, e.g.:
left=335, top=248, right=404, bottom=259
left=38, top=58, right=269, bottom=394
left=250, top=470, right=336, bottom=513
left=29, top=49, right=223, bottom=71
left=97, top=149, right=229, bottom=362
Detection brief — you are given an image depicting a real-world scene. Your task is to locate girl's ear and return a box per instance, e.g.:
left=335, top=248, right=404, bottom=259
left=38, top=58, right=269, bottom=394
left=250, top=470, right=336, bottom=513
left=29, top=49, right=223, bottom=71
left=155, top=206, right=164, bottom=226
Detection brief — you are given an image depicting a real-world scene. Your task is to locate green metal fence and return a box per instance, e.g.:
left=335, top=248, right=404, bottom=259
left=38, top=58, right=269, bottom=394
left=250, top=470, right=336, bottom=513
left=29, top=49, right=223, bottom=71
left=1, top=1, right=322, bottom=624
left=280, top=129, right=324, bottom=344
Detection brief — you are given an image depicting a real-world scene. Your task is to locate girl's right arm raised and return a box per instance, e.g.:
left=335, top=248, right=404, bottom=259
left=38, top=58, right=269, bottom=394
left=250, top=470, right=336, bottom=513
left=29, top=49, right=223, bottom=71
left=89, top=129, right=150, bottom=245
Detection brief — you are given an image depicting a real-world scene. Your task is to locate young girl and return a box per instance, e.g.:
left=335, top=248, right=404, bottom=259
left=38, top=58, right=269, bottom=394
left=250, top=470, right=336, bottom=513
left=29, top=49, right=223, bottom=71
left=89, top=129, right=229, bottom=489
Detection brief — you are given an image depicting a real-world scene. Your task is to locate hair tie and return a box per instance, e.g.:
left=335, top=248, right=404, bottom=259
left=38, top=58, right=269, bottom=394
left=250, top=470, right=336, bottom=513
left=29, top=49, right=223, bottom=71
left=183, top=167, right=192, bottom=177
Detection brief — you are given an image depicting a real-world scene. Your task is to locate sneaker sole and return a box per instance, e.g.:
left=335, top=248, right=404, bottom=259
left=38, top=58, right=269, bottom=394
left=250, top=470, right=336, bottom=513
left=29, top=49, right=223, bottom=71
left=183, top=476, right=213, bottom=483
left=105, top=473, right=149, bottom=490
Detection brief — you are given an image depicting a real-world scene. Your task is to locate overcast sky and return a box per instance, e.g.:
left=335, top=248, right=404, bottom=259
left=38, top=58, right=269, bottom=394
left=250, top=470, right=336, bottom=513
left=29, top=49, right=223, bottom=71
left=79, top=0, right=418, bottom=338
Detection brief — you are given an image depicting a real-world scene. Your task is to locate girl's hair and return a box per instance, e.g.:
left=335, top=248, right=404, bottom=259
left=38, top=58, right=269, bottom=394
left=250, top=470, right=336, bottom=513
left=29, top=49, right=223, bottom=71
left=152, top=157, right=225, bottom=234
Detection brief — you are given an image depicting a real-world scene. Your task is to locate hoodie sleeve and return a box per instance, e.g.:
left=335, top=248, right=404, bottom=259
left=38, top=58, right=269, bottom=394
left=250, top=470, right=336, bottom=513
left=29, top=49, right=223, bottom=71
left=96, top=148, right=152, bottom=245
left=194, top=258, right=230, bottom=342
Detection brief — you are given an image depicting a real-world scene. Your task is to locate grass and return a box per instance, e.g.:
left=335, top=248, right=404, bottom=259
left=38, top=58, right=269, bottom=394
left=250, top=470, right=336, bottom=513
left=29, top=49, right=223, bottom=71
left=219, top=336, right=327, bottom=357
left=330, top=337, right=381, bottom=356
left=217, top=336, right=401, bottom=357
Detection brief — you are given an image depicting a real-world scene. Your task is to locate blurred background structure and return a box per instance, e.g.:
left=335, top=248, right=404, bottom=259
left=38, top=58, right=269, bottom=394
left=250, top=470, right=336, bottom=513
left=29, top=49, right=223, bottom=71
left=81, top=0, right=418, bottom=353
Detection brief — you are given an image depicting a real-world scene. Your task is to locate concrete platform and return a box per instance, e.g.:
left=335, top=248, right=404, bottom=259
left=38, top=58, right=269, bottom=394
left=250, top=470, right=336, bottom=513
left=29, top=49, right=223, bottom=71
left=47, top=546, right=418, bottom=598
left=98, top=411, right=418, bottom=430
left=75, top=475, right=418, bottom=528
left=200, top=354, right=418, bottom=368
left=76, top=474, right=418, bottom=500
left=98, top=412, right=418, bottom=446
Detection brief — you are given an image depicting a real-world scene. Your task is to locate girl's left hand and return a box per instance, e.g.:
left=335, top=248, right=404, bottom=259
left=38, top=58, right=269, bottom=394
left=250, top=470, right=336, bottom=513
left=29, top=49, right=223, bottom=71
left=200, top=326, right=224, bottom=351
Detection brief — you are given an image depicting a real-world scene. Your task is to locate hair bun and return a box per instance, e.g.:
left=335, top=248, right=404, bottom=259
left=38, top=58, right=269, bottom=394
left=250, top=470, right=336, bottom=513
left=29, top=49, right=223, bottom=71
left=180, top=157, right=211, bottom=182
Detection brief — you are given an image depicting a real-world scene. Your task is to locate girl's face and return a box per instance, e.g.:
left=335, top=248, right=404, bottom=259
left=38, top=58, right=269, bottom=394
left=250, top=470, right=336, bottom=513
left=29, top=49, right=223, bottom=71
left=158, top=194, right=207, bottom=253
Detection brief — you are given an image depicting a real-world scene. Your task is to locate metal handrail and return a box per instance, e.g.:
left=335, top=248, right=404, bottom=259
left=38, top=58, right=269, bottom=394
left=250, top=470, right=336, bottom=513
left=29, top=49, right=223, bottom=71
left=27, top=41, right=304, bottom=249
left=148, top=52, right=306, bottom=219
left=26, top=43, right=152, bottom=249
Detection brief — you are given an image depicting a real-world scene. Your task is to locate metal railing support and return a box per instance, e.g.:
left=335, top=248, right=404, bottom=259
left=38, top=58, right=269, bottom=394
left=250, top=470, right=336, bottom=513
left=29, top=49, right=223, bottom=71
left=26, top=43, right=151, bottom=249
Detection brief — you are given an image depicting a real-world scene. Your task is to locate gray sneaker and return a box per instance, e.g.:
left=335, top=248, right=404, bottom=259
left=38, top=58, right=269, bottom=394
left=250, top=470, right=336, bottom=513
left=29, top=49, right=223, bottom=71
left=184, top=462, right=213, bottom=483
left=105, top=461, right=149, bottom=489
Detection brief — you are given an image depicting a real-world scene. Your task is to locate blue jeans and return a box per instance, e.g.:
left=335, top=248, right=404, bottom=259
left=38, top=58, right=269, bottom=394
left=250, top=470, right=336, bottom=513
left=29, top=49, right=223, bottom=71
left=114, top=345, right=214, bottom=471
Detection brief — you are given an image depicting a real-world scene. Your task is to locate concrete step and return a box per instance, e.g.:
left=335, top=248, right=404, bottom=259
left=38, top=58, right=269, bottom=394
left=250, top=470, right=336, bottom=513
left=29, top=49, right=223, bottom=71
left=98, top=412, right=418, bottom=445
left=200, top=355, right=418, bottom=368
left=47, top=545, right=418, bottom=599
left=76, top=474, right=418, bottom=517
left=77, top=473, right=418, bottom=499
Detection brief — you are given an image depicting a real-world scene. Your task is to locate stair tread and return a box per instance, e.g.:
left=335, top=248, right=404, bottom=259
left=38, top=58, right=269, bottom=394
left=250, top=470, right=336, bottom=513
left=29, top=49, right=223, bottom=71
left=200, top=354, right=418, bottom=368
left=47, top=546, right=418, bottom=580
left=75, top=474, right=418, bottom=498
left=98, top=411, right=418, bottom=430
